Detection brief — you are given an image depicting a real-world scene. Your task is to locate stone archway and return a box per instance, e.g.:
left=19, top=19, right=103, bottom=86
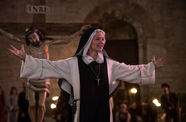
left=100, top=14, right=139, bottom=64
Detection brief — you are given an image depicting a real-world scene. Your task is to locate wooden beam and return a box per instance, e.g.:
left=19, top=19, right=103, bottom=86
left=0, top=23, right=100, bottom=35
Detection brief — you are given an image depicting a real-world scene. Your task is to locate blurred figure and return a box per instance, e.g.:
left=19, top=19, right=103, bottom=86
left=54, top=90, right=72, bottom=122
left=113, top=82, right=129, bottom=113
left=17, top=82, right=31, bottom=122
left=0, top=86, right=7, bottom=122
left=115, top=104, right=131, bottom=122
left=53, top=79, right=72, bottom=122
left=161, top=83, right=180, bottom=122
left=128, top=102, right=139, bottom=122
left=138, top=99, right=157, bottom=122
left=6, top=87, right=18, bottom=122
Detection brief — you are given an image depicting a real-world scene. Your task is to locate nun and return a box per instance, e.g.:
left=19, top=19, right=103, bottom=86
left=8, top=27, right=166, bottom=122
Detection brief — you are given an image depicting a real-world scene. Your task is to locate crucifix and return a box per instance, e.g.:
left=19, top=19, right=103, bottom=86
left=0, top=23, right=95, bottom=122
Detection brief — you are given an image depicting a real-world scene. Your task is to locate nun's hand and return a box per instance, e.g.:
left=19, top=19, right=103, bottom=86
left=152, top=56, right=167, bottom=68
left=8, top=44, right=26, bottom=61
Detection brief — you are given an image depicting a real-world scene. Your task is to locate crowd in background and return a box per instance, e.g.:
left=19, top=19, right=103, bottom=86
left=0, top=82, right=181, bottom=122
left=53, top=82, right=181, bottom=122
left=0, top=82, right=30, bottom=122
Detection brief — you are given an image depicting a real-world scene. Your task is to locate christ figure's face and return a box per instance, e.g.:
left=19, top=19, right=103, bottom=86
left=28, top=32, right=41, bottom=47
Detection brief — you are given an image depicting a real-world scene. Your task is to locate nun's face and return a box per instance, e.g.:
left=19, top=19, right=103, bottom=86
left=89, top=31, right=106, bottom=53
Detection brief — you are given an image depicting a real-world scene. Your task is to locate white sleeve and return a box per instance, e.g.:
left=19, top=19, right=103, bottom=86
left=20, top=55, right=71, bottom=82
left=60, top=80, right=72, bottom=95
left=112, top=60, right=155, bottom=85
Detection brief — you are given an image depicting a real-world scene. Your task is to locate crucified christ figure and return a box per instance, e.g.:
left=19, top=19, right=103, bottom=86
left=0, top=25, right=90, bottom=122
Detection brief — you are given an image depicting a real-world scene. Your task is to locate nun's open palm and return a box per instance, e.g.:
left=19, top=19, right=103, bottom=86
left=8, top=44, right=26, bottom=61
left=153, top=56, right=167, bottom=68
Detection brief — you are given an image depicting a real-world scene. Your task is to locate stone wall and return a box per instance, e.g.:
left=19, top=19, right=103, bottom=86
left=0, top=0, right=185, bottom=119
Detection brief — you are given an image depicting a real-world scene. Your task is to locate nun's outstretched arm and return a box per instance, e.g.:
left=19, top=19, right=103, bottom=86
left=111, top=60, right=155, bottom=85
left=20, top=55, right=71, bottom=82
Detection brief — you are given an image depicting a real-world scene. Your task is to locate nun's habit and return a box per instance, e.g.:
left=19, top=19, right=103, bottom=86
left=20, top=28, right=155, bottom=122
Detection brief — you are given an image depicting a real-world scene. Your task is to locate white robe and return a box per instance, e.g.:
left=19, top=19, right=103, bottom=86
left=20, top=55, right=155, bottom=122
